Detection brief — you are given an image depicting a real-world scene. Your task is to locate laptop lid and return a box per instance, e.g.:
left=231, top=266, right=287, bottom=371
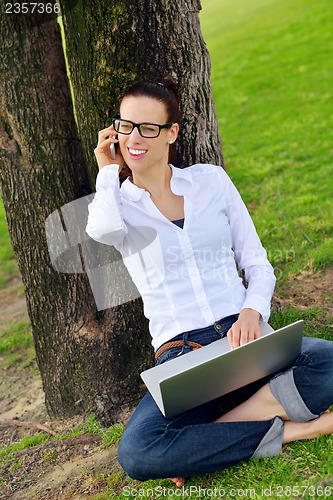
left=141, top=320, right=304, bottom=418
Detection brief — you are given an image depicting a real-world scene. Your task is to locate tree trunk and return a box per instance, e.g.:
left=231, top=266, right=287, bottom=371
left=59, top=0, right=223, bottom=184
left=0, top=0, right=223, bottom=423
left=0, top=2, right=152, bottom=424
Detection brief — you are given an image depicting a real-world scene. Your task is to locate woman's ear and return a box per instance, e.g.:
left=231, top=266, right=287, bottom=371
left=169, top=123, right=179, bottom=144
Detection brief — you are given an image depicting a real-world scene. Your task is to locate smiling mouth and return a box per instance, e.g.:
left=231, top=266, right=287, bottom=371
left=128, top=148, right=148, bottom=157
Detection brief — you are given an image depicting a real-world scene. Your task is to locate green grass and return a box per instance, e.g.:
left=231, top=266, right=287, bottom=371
left=82, top=437, right=333, bottom=499
left=54, top=414, right=125, bottom=448
left=0, top=321, right=32, bottom=354
left=0, top=415, right=124, bottom=460
left=0, top=434, right=50, bottom=459
left=0, top=320, right=35, bottom=368
left=0, top=199, right=18, bottom=287
left=201, top=0, right=333, bottom=280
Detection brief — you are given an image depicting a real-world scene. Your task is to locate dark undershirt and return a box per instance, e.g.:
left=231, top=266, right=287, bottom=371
left=171, top=218, right=185, bottom=229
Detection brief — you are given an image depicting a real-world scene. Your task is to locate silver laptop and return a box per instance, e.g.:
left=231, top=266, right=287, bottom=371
left=141, top=320, right=304, bottom=418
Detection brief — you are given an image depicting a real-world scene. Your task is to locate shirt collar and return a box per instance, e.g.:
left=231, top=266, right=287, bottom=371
left=120, top=164, right=193, bottom=201
left=121, top=176, right=145, bottom=201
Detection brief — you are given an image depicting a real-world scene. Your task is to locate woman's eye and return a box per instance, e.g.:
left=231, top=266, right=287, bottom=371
left=121, top=124, right=132, bottom=132
left=141, top=125, right=158, bottom=134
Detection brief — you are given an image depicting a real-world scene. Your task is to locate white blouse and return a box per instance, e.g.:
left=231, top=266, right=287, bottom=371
left=86, top=163, right=276, bottom=350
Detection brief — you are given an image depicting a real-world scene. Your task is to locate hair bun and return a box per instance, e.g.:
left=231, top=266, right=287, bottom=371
left=155, top=76, right=180, bottom=105
left=122, top=76, right=180, bottom=123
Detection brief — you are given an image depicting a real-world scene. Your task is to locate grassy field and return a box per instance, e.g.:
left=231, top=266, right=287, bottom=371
left=0, top=202, right=19, bottom=287
left=201, top=0, right=333, bottom=279
left=0, top=0, right=333, bottom=498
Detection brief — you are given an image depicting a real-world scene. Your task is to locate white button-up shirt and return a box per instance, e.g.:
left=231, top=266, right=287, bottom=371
left=86, top=163, right=276, bottom=350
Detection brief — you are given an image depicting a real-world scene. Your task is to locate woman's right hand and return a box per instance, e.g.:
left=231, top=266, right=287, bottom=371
left=94, top=125, right=124, bottom=170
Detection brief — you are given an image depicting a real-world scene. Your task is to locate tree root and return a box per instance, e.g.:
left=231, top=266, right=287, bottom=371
left=0, top=417, right=57, bottom=436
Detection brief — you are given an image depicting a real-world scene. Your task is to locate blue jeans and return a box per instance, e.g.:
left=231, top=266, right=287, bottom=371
left=118, top=317, right=333, bottom=480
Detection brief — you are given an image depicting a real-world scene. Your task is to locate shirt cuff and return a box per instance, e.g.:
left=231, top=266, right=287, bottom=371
left=95, top=164, right=120, bottom=190
left=241, top=293, right=272, bottom=322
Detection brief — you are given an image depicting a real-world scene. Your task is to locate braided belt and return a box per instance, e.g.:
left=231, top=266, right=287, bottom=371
left=155, top=340, right=203, bottom=362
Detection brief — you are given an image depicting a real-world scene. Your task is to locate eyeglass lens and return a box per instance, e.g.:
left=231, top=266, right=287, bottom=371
left=114, top=119, right=161, bottom=138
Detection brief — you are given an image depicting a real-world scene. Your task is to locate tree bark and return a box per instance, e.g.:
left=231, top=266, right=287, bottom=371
left=0, top=2, right=152, bottom=424
left=59, top=0, right=223, bottom=184
left=0, top=0, right=223, bottom=423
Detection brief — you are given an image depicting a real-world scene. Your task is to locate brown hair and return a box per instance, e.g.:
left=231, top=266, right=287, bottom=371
left=119, top=76, right=180, bottom=183
left=122, top=77, right=180, bottom=123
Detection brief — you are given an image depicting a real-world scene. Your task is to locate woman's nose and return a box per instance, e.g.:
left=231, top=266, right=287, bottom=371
left=128, top=126, right=142, bottom=141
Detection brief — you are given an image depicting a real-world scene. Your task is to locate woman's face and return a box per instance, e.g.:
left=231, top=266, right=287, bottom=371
left=118, top=95, right=179, bottom=174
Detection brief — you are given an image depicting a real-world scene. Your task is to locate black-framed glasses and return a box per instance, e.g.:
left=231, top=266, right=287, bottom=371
left=112, top=118, right=173, bottom=138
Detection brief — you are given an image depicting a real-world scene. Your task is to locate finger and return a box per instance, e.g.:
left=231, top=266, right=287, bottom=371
left=239, top=327, right=250, bottom=346
left=227, top=327, right=233, bottom=349
left=227, top=325, right=240, bottom=349
left=237, top=326, right=251, bottom=346
left=230, top=323, right=252, bottom=347
left=101, top=135, right=119, bottom=146
left=248, top=322, right=261, bottom=342
left=98, top=124, right=115, bottom=136
left=239, top=322, right=261, bottom=345
left=253, top=324, right=261, bottom=339
left=94, top=136, right=118, bottom=156
left=97, top=126, right=119, bottom=145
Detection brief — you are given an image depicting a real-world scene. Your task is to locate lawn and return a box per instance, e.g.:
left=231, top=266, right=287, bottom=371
left=0, top=0, right=333, bottom=498
left=0, top=201, right=19, bottom=287
left=201, top=0, right=333, bottom=279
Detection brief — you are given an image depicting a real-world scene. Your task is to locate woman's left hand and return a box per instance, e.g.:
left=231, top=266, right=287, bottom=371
left=227, top=308, right=261, bottom=349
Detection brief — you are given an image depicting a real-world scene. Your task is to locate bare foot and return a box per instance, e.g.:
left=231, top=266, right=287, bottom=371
left=169, top=477, right=186, bottom=488
left=283, top=410, right=333, bottom=444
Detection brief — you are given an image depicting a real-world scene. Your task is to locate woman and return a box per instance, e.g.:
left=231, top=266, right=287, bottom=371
left=86, top=78, right=333, bottom=487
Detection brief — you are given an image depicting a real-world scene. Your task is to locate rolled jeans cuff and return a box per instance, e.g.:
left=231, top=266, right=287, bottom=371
left=252, top=416, right=284, bottom=458
left=269, top=368, right=318, bottom=422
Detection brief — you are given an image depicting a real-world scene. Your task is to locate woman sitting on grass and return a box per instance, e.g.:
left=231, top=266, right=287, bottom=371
left=86, top=77, right=333, bottom=487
